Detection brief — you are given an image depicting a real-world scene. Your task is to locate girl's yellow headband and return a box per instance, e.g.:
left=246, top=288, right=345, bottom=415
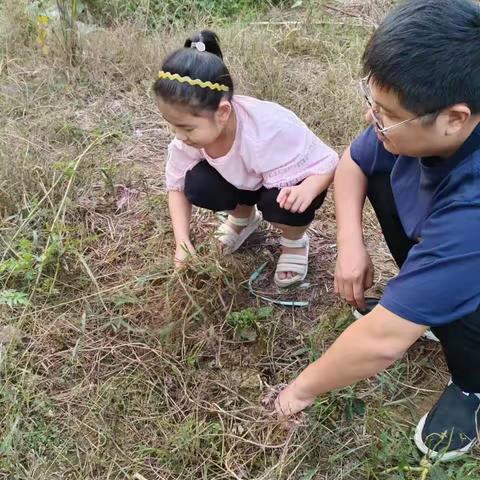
left=158, top=71, right=229, bottom=92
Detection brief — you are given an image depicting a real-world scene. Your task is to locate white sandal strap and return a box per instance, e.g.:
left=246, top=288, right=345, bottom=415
left=277, top=253, right=308, bottom=266
left=276, top=265, right=306, bottom=276
left=216, top=222, right=239, bottom=247
left=276, top=254, right=308, bottom=276
left=216, top=210, right=262, bottom=253
left=279, top=234, right=308, bottom=248
left=275, top=237, right=309, bottom=287
left=217, top=222, right=238, bottom=237
left=227, top=210, right=255, bottom=227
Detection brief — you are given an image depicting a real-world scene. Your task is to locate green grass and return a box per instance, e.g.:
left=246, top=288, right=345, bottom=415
left=84, top=0, right=292, bottom=28
left=0, top=0, right=479, bottom=478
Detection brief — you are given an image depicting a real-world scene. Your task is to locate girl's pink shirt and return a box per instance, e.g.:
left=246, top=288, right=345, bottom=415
left=165, top=95, right=338, bottom=191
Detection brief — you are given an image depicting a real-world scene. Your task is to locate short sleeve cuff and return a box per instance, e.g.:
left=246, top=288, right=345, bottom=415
left=350, top=127, right=376, bottom=176
left=379, top=295, right=435, bottom=327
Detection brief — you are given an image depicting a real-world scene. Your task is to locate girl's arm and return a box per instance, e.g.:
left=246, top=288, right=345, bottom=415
left=168, top=191, right=195, bottom=266
left=300, top=171, right=334, bottom=197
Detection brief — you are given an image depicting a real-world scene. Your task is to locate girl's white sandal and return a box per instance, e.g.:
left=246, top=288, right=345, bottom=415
left=274, top=234, right=309, bottom=288
left=215, top=209, right=262, bottom=254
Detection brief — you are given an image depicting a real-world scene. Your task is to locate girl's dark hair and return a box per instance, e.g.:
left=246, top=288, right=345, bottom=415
left=153, top=30, right=234, bottom=114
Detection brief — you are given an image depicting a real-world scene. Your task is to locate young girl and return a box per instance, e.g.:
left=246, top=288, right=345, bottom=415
left=154, top=31, right=338, bottom=287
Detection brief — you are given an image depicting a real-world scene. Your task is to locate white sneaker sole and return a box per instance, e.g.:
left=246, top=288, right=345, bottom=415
left=421, top=330, right=440, bottom=342
left=414, top=412, right=477, bottom=462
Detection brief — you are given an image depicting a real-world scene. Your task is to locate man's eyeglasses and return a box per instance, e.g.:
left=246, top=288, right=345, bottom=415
left=360, top=77, right=420, bottom=134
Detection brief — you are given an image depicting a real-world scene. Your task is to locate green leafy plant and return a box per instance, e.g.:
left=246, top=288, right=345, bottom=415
left=227, top=306, right=273, bottom=341
left=0, top=290, right=29, bottom=307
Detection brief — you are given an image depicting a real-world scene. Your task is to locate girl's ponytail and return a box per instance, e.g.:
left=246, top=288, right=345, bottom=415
left=184, top=30, right=223, bottom=59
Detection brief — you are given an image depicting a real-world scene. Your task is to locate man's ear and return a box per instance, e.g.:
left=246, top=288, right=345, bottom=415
left=443, top=104, right=471, bottom=136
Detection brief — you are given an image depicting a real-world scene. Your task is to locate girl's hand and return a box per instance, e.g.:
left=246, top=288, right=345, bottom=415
left=277, top=184, right=316, bottom=213
left=174, top=241, right=195, bottom=269
left=274, top=381, right=316, bottom=416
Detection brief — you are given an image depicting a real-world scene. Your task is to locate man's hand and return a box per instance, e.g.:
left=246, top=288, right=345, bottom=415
left=274, top=381, right=316, bottom=416
left=334, top=240, right=374, bottom=310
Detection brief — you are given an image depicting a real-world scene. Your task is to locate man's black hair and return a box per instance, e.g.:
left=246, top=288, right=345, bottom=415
left=363, top=0, right=480, bottom=115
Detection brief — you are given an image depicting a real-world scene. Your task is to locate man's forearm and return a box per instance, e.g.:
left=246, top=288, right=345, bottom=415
left=292, top=320, right=397, bottom=397
left=334, top=148, right=368, bottom=245
left=290, top=307, right=427, bottom=398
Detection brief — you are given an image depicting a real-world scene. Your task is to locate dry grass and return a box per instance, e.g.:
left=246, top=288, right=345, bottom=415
left=0, top=1, right=479, bottom=479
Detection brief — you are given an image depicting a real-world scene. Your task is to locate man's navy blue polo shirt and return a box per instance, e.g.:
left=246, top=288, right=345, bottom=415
left=350, top=124, right=480, bottom=325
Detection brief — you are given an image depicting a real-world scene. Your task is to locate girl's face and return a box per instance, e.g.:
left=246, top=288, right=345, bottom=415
left=157, top=98, right=232, bottom=149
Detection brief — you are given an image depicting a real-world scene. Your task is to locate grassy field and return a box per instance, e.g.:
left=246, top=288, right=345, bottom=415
left=1, top=0, right=479, bottom=478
